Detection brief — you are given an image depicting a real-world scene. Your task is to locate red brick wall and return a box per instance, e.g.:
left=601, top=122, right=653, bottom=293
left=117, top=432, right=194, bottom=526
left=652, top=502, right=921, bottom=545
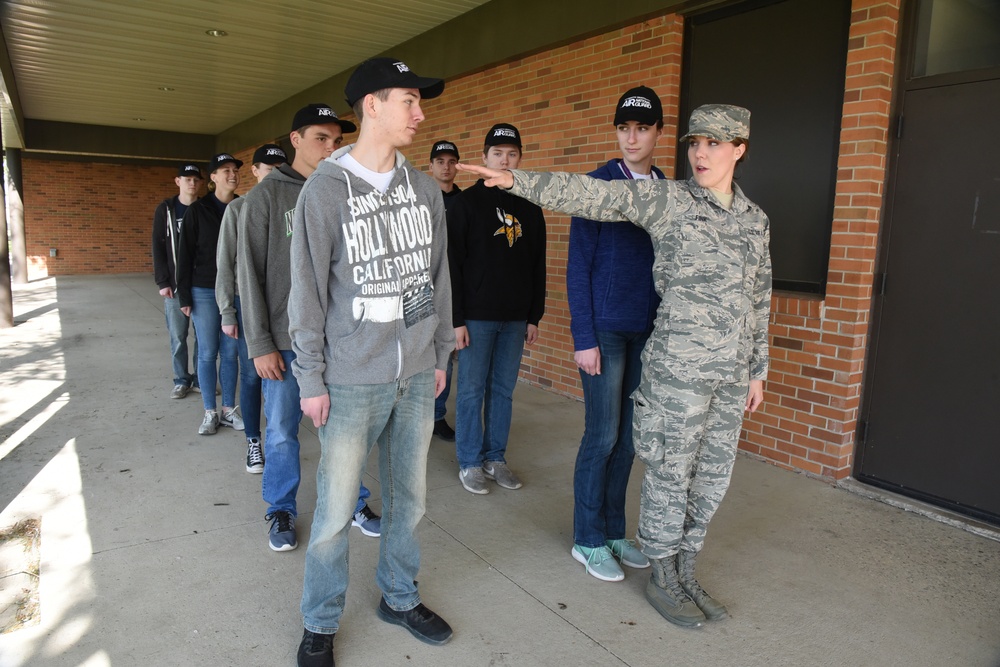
left=21, top=150, right=277, bottom=278
left=739, top=0, right=900, bottom=479
left=22, top=159, right=207, bottom=277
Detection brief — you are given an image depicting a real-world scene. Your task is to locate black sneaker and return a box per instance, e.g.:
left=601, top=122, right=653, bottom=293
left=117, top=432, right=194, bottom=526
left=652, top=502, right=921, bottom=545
left=376, top=597, right=453, bottom=645
left=432, top=419, right=456, bottom=441
left=297, top=628, right=334, bottom=667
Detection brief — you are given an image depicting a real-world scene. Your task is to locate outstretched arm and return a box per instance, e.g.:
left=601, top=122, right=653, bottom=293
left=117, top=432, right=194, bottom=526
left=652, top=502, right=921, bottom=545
left=455, top=163, right=513, bottom=189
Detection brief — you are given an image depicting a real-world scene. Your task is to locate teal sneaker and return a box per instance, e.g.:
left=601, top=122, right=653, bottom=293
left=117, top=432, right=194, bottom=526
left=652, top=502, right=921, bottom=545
left=607, top=538, right=650, bottom=569
left=571, top=544, right=624, bottom=582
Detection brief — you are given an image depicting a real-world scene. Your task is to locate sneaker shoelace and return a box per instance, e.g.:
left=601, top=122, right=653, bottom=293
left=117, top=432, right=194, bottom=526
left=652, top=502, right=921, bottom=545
left=247, top=441, right=263, bottom=466
left=302, top=631, right=333, bottom=654
left=224, top=405, right=240, bottom=419
left=357, top=504, right=378, bottom=522
left=587, top=546, right=614, bottom=566
left=270, top=512, right=294, bottom=533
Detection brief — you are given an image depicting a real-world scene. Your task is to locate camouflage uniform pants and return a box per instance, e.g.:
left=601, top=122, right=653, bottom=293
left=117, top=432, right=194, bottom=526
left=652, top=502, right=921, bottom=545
left=632, top=374, right=747, bottom=559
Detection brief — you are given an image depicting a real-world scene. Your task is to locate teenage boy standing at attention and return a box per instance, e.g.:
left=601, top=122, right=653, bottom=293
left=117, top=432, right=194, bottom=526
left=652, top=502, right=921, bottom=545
left=428, top=139, right=462, bottom=441
left=568, top=86, right=664, bottom=582
left=152, top=163, right=202, bottom=399
left=238, top=105, right=380, bottom=553
left=448, top=123, right=546, bottom=495
left=217, top=143, right=286, bottom=473
left=289, top=59, right=455, bottom=666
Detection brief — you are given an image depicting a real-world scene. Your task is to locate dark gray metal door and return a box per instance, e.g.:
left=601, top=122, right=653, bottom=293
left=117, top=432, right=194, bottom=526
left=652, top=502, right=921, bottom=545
left=857, top=78, right=1000, bottom=521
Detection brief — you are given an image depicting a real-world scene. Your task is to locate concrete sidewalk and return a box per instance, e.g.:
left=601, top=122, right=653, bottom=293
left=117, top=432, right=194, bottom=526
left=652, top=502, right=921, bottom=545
left=1, top=274, right=998, bottom=667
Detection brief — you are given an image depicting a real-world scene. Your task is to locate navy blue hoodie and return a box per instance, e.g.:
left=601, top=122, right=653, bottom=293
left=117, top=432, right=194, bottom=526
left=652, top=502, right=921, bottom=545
left=566, top=159, right=663, bottom=351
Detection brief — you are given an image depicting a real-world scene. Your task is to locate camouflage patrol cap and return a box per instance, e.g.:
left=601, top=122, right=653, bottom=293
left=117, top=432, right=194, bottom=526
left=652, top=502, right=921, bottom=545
left=679, top=104, right=750, bottom=143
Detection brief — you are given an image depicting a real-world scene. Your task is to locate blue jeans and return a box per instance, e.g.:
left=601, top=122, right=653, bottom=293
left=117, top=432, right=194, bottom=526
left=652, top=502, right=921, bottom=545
left=455, top=320, right=526, bottom=470
left=262, top=350, right=371, bottom=518
left=301, top=369, right=434, bottom=634
left=573, top=330, right=649, bottom=548
left=189, top=286, right=238, bottom=412
left=164, top=295, right=197, bottom=388
left=234, top=295, right=262, bottom=439
left=433, top=353, right=454, bottom=421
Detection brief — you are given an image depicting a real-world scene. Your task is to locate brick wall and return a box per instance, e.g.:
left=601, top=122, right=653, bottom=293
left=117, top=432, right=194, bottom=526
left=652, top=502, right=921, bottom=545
left=739, top=0, right=900, bottom=479
left=22, top=159, right=203, bottom=277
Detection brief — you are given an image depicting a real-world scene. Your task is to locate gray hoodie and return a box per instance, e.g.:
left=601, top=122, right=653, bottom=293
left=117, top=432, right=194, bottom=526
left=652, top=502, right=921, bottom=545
left=215, top=196, right=246, bottom=327
left=289, top=145, right=455, bottom=399
left=236, top=163, right=306, bottom=358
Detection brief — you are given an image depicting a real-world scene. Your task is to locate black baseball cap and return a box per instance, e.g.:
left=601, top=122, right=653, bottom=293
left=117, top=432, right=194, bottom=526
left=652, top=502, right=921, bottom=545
left=484, top=123, right=522, bottom=149
left=291, top=103, right=357, bottom=134
left=344, top=57, right=444, bottom=108
left=252, top=144, right=287, bottom=166
left=208, top=153, right=243, bottom=172
left=177, top=163, right=203, bottom=179
left=613, top=86, right=663, bottom=126
left=430, top=140, right=460, bottom=161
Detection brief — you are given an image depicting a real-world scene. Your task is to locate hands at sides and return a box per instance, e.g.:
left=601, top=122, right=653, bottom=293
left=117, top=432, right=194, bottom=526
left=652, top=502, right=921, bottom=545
left=746, top=379, right=764, bottom=413
left=159, top=287, right=174, bottom=298
left=181, top=306, right=191, bottom=317
left=222, top=323, right=239, bottom=339
left=455, top=326, right=470, bottom=350
left=301, top=394, right=330, bottom=428
left=434, top=368, right=447, bottom=398
left=456, top=163, right=514, bottom=189
left=253, top=351, right=286, bottom=381
left=525, top=323, right=539, bottom=346
left=574, top=347, right=601, bottom=376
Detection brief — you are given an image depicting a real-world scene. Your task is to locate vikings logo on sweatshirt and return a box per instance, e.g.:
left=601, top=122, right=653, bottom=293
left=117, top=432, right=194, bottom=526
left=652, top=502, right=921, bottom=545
left=494, top=207, right=522, bottom=247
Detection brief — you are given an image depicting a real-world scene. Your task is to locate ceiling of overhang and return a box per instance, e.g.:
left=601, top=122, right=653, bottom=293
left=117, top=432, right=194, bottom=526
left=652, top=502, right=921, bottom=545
left=0, top=0, right=494, bottom=146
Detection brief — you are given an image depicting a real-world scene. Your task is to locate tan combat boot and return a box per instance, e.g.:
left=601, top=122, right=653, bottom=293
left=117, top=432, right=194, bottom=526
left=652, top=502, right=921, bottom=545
left=644, top=555, right=706, bottom=628
left=676, top=550, right=729, bottom=621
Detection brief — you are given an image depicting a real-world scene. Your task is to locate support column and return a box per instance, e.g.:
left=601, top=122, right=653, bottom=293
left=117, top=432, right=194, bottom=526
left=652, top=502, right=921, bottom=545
left=0, top=150, right=12, bottom=328
left=5, top=147, right=26, bottom=284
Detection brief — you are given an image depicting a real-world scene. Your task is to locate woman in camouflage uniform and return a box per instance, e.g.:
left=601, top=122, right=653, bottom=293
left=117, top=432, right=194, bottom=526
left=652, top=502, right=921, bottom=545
left=458, top=104, right=771, bottom=628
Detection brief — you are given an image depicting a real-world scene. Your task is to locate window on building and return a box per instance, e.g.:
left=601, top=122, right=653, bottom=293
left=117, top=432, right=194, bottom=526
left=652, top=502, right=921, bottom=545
left=912, top=0, right=1000, bottom=77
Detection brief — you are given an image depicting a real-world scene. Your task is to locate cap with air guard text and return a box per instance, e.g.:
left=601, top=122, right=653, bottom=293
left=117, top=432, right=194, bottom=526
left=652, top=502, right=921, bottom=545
left=344, top=57, right=444, bottom=108
left=291, top=103, right=357, bottom=134
left=679, top=104, right=751, bottom=143
left=208, top=153, right=243, bottom=172
left=613, top=86, right=662, bottom=127
left=177, top=163, right=203, bottom=179
left=430, top=140, right=460, bottom=161
left=253, top=144, right=287, bottom=166
left=484, top=123, right=521, bottom=149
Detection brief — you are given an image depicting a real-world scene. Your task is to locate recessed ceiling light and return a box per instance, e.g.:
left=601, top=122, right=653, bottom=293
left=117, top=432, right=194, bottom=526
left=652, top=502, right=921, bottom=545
left=133, top=117, right=146, bottom=121
left=205, top=29, right=228, bottom=37
left=159, top=86, right=175, bottom=92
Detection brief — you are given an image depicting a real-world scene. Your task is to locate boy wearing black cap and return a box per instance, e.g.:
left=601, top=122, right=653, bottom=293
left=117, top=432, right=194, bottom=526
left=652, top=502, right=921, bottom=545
left=289, top=59, right=455, bottom=665
left=237, top=105, right=380, bottom=554
left=428, top=140, right=462, bottom=441
left=567, top=86, right=664, bottom=583
left=448, top=123, right=546, bottom=495
left=153, top=164, right=203, bottom=399
left=217, top=143, right=286, bottom=474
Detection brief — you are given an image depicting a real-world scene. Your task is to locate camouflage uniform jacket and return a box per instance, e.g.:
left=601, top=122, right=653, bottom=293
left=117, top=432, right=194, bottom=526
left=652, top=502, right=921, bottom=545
left=509, top=170, right=771, bottom=386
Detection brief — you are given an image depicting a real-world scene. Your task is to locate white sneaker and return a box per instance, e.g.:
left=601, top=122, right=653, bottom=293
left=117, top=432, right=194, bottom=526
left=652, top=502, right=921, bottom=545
left=199, top=410, right=219, bottom=435
left=220, top=406, right=244, bottom=431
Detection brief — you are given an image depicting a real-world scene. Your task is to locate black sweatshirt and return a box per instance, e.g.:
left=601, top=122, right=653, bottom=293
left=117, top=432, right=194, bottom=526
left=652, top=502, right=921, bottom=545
left=447, top=179, right=546, bottom=327
left=176, top=192, right=237, bottom=309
